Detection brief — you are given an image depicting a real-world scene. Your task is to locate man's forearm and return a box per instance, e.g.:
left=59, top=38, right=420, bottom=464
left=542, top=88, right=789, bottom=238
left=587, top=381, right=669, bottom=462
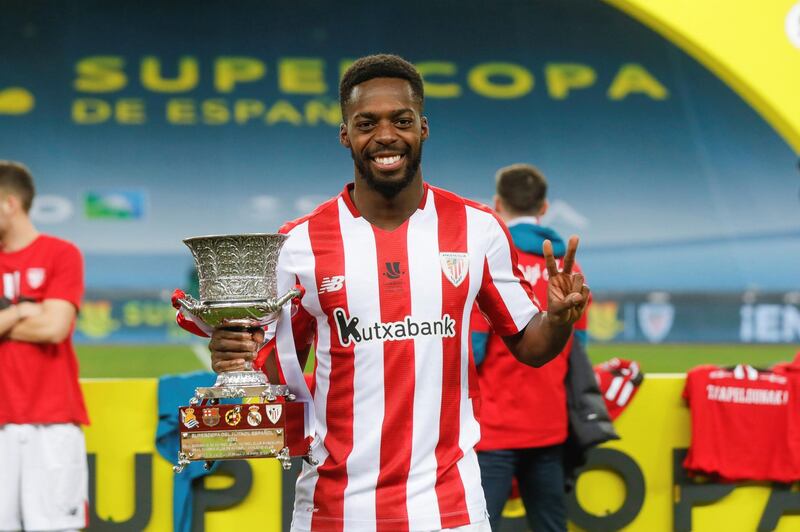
left=261, top=344, right=312, bottom=383
left=8, top=314, right=69, bottom=343
left=502, top=312, right=573, bottom=368
left=0, top=306, right=21, bottom=337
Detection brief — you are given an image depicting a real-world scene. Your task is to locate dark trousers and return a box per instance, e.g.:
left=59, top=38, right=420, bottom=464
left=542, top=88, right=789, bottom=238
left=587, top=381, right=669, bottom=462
left=477, top=445, right=566, bottom=532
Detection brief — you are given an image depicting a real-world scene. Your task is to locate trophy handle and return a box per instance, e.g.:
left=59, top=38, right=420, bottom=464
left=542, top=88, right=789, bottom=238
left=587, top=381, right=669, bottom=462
left=270, top=287, right=301, bottom=311
left=176, top=293, right=201, bottom=313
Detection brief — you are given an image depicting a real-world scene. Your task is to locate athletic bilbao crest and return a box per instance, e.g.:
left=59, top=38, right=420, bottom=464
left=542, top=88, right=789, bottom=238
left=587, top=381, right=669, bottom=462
left=266, top=404, right=282, bottom=424
left=439, top=252, right=469, bottom=287
left=638, top=302, right=674, bottom=343
left=26, top=268, right=45, bottom=289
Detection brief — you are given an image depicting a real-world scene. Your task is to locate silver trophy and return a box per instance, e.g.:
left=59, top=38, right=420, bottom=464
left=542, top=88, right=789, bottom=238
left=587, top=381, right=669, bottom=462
left=173, top=233, right=306, bottom=473
left=175, top=233, right=299, bottom=396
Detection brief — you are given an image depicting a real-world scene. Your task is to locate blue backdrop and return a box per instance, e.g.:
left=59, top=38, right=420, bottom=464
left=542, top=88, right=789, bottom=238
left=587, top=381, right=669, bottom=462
left=1, top=0, right=797, bottom=296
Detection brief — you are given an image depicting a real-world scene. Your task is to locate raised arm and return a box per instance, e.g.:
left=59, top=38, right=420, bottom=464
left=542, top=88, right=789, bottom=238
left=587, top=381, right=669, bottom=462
left=502, top=236, right=589, bottom=367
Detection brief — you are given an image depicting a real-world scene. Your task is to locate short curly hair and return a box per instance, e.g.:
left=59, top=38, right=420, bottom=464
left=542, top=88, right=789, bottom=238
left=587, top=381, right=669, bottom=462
left=339, top=54, right=424, bottom=118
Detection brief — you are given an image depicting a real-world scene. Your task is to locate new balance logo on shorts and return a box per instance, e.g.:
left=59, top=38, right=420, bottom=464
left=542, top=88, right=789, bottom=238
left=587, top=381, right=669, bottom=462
left=319, top=275, right=345, bottom=293
left=333, top=308, right=456, bottom=347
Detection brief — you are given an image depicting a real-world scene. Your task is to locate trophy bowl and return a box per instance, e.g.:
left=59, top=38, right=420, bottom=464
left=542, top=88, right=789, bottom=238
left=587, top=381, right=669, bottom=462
left=175, top=233, right=300, bottom=389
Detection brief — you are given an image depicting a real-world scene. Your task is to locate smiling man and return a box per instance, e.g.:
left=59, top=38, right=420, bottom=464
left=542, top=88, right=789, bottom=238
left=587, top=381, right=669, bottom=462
left=206, top=54, right=589, bottom=532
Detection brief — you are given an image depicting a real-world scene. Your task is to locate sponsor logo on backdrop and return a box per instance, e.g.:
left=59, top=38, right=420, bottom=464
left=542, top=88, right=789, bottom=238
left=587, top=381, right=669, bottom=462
left=638, top=302, right=675, bottom=343
left=0, top=87, right=34, bottom=115
left=740, top=304, right=800, bottom=343
left=30, top=195, right=74, bottom=224
left=84, top=190, right=147, bottom=220
left=75, top=301, right=121, bottom=339
left=589, top=301, right=625, bottom=342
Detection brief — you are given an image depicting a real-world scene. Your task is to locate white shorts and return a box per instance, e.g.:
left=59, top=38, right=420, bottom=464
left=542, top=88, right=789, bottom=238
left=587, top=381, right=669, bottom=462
left=0, top=424, right=88, bottom=531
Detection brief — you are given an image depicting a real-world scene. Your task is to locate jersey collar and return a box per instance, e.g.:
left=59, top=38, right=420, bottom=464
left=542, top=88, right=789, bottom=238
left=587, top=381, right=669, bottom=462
left=340, top=181, right=430, bottom=218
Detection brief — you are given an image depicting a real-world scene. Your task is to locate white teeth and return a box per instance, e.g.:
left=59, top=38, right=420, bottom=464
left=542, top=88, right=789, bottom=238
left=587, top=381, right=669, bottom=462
left=375, top=155, right=401, bottom=165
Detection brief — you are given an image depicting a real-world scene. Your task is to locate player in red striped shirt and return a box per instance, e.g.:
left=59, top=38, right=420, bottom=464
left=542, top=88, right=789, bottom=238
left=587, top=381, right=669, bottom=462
left=207, top=54, right=589, bottom=532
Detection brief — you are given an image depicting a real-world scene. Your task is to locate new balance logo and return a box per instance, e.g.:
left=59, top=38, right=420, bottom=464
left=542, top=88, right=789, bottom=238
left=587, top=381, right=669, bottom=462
left=333, top=308, right=456, bottom=347
left=319, top=275, right=345, bottom=294
left=383, top=262, right=403, bottom=280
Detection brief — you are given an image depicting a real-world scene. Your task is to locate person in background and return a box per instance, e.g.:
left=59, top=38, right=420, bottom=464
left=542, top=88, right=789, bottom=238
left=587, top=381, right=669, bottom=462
left=472, top=163, right=590, bottom=531
left=0, top=161, right=88, bottom=532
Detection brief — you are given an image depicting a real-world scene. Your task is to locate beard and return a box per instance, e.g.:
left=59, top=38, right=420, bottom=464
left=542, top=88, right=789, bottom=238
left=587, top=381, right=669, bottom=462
left=352, top=144, right=423, bottom=199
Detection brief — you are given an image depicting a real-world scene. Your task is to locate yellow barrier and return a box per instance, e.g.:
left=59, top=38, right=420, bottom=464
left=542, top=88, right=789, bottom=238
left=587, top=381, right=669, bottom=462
left=81, top=377, right=800, bottom=531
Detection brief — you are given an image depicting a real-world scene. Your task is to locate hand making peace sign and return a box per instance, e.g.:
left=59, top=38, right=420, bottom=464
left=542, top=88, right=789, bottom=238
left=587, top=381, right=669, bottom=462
left=543, top=235, right=590, bottom=326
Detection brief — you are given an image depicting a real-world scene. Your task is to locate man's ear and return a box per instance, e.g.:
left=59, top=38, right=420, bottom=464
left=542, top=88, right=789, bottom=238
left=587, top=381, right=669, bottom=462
left=493, top=194, right=503, bottom=214
left=339, top=122, right=351, bottom=148
left=420, top=116, right=430, bottom=142
left=539, top=199, right=549, bottom=217
left=0, top=195, right=15, bottom=216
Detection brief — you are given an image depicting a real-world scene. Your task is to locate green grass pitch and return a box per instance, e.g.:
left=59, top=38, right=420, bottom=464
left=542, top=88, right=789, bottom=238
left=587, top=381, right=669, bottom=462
left=76, top=343, right=800, bottom=379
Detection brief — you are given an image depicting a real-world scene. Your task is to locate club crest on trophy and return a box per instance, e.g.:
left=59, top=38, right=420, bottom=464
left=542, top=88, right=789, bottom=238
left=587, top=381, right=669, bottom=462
left=172, top=233, right=313, bottom=472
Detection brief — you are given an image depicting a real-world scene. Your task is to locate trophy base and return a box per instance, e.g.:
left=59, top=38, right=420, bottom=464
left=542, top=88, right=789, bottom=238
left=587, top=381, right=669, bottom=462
left=192, top=384, right=293, bottom=402
left=214, top=370, right=269, bottom=388
left=175, top=401, right=312, bottom=472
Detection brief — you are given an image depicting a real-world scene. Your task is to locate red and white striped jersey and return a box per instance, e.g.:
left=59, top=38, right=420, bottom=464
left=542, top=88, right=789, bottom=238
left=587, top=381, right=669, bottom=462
left=274, top=183, right=538, bottom=531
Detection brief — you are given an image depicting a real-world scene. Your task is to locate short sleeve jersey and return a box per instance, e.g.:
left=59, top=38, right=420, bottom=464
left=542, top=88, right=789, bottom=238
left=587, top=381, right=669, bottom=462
left=683, top=364, right=797, bottom=482
left=274, top=184, right=538, bottom=531
left=0, top=235, right=88, bottom=425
